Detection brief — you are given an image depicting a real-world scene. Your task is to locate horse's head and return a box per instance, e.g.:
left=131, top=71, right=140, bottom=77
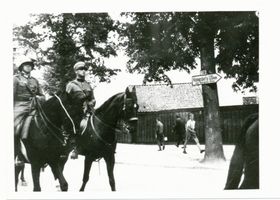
left=120, top=86, right=139, bottom=133
left=95, top=86, right=139, bottom=134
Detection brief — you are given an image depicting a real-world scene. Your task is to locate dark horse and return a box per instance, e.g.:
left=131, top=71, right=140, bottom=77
left=14, top=92, right=79, bottom=191
left=76, top=86, right=138, bottom=191
left=224, top=113, right=259, bottom=189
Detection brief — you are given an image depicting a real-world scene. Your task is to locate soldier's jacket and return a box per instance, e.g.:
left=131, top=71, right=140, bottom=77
left=66, top=79, right=95, bottom=104
left=13, top=73, right=44, bottom=139
left=66, top=79, right=95, bottom=130
left=14, top=73, right=43, bottom=102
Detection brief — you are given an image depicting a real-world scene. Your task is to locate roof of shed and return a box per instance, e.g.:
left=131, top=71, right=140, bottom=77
left=133, top=82, right=203, bottom=112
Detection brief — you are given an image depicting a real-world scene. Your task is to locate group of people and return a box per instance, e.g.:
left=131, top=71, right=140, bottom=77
left=14, top=57, right=95, bottom=161
left=14, top=56, right=204, bottom=163
left=155, top=114, right=205, bottom=154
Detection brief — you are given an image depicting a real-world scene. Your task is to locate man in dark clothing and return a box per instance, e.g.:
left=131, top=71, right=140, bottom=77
left=66, top=61, right=96, bottom=159
left=173, top=114, right=185, bottom=147
left=14, top=56, right=45, bottom=165
left=14, top=57, right=45, bottom=139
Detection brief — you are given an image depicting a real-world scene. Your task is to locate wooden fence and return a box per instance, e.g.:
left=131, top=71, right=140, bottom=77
left=117, top=104, right=258, bottom=145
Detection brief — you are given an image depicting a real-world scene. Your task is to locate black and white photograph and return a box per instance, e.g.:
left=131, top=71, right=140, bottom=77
left=1, top=0, right=280, bottom=199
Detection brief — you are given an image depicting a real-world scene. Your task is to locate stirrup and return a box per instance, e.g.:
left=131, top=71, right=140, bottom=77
left=70, top=151, right=78, bottom=159
left=15, top=156, right=24, bottom=167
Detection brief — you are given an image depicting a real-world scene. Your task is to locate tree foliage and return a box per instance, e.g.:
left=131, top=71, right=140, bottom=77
left=13, top=13, right=120, bottom=93
left=119, top=12, right=259, bottom=92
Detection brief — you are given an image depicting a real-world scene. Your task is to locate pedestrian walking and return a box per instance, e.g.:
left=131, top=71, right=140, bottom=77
left=173, top=114, right=185, bottom=148
left=155, top=118, right=165, bottom=151
left=183, top=113, right=204, bottom=154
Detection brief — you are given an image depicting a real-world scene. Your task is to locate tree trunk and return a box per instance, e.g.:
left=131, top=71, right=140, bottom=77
left=199, top=29, right=225, bottom=162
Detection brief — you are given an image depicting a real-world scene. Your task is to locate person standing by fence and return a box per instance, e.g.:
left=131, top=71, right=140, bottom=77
left=155, top=118, right=165, bottom=151
left=173, top=114, right=185, bottom=148
left=183, top=113, right=204, bottom=154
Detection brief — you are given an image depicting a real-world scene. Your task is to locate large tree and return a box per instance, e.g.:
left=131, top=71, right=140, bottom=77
left=119, top=12, right=258, bottom=162
left=13, top=13, right=120, bottom=93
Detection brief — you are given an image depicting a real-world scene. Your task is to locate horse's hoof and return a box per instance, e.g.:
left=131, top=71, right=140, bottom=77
left=21, top=181, right=27, bottom=186
left=60, top=185, right=68, bottom=191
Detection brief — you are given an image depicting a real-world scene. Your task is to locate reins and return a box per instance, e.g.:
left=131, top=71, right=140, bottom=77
left=90, top=114, right=117, bottom=147
left=35, top=98, right=65, bottom=145
left=54, top=94, right=76, bottom=135
left=92, top=113, right=124, bottom=134
left=34, top=94, right=77, bottom=145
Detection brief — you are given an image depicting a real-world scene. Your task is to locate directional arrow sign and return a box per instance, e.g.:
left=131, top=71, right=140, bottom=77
left=192, top=73, right=222, bottom=86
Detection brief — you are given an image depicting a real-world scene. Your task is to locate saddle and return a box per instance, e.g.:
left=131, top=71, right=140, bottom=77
left=16, top=110, right=37, bottom=140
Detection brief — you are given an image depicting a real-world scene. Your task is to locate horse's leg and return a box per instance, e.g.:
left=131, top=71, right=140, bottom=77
left=49, top=162, right=68, bottom=191
left=31, top=163, right=41, bottom=191
left=20, top=164, right=25, bottom=181
left=80, top=156, right=94, bottom=192
left=104, top=153, right=116, bottom=191
left=20, top=164, right=28, bottom=186
left=14, top=137, right=21, bottom=191
left=15, top=165, right=22, bottom=191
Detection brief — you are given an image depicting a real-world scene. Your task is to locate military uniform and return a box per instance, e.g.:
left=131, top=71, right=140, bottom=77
left=14, top=73, right=44, bottom=137
left=67, top=61, right=96, bottom=159
left=66, top=79, right=95, bottom=128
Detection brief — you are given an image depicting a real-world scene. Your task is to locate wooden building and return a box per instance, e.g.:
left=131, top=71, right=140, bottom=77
left=117, top=83, right=258, bottom=145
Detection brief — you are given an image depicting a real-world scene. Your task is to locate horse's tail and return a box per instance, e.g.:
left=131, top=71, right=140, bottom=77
left=224, top=113, right=258, bottom=189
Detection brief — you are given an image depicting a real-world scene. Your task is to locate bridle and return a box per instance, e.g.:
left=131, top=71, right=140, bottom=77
left=88, top=93, right=138, bottom=146
left=121, top=93, right=139, bottom=122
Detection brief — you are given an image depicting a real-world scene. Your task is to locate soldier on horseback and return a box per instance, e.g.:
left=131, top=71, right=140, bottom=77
left=14, top=56, right=45, bottom=164
left=66, top=61, right=96, bottom=159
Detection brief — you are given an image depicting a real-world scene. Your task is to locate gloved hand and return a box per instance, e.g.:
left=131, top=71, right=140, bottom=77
left=88, top=99, right=96, bottom=108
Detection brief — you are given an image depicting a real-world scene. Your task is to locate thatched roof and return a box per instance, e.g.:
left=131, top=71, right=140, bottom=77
left=134, top=83, right=203, bottom=112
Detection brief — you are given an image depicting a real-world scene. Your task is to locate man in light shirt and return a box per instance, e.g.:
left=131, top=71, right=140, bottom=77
left=183, top=113, right=205, bottom=154
left=155, top=118, right=165, bottom=151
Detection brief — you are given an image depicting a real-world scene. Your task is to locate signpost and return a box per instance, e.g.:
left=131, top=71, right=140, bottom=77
left=192, top=73, right=222, bottom=86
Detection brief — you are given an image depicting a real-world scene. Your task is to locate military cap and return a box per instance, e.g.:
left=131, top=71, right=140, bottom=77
left=73, top=61, right=88, bottom=71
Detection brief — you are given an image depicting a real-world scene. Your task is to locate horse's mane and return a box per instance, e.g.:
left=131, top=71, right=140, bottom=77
left=95, top=92, right=124, bottom=115
left=41, top=92, right=68, bottom=111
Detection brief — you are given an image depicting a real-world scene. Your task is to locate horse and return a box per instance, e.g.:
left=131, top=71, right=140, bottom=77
left=14, top=92, right=80, bottom=191
left=76, top=86, right=138, bottom=191
left=224, top=113, right=259, bottom=189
